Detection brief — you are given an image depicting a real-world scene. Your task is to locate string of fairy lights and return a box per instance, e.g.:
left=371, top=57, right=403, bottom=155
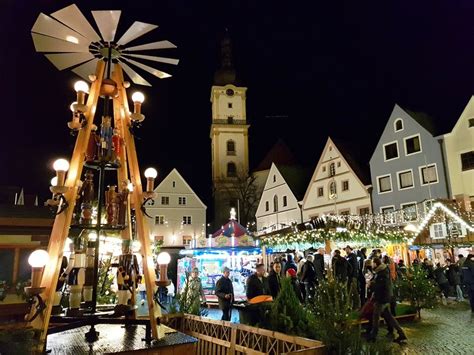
left=259, top=201, right=473, bottom=249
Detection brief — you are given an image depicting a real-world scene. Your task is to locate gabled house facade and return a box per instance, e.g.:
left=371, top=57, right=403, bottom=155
left=302, top=137, right=372, bottom=220
left=256, top=163, right=308, bottom=233
left=146, top=169, right=206, bottom=248
left=439, top=96, right=474, bottom=210
left=369, top=104, right=448, bottom=222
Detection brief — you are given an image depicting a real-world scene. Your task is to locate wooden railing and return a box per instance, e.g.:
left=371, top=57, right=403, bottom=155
left=161, top=314, right=325, bottom=355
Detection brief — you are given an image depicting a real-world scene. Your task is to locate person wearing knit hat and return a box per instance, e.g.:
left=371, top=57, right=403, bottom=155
left=286, top=268, right=303, bottom=302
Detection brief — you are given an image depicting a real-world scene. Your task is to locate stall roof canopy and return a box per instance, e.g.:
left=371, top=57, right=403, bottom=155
left=212, top=219, right=250, bottom=238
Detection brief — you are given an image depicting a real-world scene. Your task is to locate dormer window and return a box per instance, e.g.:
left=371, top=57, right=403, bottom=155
left=394, top=118, right=403, bottom=132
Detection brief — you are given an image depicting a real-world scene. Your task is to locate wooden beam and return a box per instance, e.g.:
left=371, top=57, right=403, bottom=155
left=28, top=60, right=106, bottom=346
left=113, top=64, right=159, bottom=339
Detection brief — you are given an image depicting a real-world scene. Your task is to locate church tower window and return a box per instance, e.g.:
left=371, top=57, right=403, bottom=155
left=227, top=140, right=235, bottom=155
left=227, top=162, right=237, bottom=177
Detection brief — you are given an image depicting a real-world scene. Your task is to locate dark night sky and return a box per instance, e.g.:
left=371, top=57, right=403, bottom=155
left=1, top=0, right=473, bottom=217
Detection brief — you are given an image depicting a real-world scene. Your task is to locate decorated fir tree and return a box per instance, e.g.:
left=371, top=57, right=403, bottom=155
left=396, top=266, right=439, bottom=319
left=173, top=272, right=207, bottom=316
left=269, top=277, right=317, bottom=339
left=310, top=277, right=362, bottom=354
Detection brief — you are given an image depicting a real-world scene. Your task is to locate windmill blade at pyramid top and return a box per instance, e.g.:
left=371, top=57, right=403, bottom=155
left=31, top=33, right=90, bottom=53
left=45, top=52, right=95, bottom=70
left=91, top=10, right=121, bottom=42
left=50, top=4, right=101, bottom=43
left=72, top=58, right=100, bottom=81
left=32, top=13, right=90, bottom=48
left=117, top=22, right=158, bottom=46
left=125, top=40, right=177, bottom=52
left=124, top=58, right=172, bottom=79
left=122, top=53, right=179, bottom=66
left=118, top=61, right=152, bottom=86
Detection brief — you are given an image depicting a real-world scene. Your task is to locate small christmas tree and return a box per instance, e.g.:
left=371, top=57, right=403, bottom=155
left=309, top=277, right=362, bottom=354
left=173, top=272, right=207, bottom=316
left=269, top=277, right=317, bottom=339
left=396, top=266, right=439, bottom=319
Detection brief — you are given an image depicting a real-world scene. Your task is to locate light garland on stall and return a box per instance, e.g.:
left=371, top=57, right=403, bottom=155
left=261, top=228, right=411, bottom=249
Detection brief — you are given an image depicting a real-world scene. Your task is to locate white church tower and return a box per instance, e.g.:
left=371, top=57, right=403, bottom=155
left=210, top=32, right=249, bottom=226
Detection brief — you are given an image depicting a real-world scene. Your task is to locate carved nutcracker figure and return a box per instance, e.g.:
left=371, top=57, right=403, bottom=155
left=82, top=240, right=96, bottom=305
left=99, top=116, right=113, bottom=161
left=112, top=128, right=123, bottom=163
left=105, top=185, right=119, bottom=226
left=62, top=237, right=86, bottom=316
left=80, top=170, right=95, bottom=225
left=116, top=240, right=140, bottom=312
left=85, top=124, right=99, bottom=162
left=118, top=181, right=129, bottom=226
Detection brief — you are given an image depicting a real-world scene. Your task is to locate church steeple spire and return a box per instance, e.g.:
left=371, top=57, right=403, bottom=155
left=214, top=29, right=237, bottom=85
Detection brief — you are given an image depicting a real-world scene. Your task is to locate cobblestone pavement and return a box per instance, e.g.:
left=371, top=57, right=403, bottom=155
left=390, top=301, right=473, bottom=355
left=204, top=301, right=474, bottom=354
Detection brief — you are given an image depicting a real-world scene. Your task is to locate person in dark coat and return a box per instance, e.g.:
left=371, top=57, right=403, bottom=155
left=421, top=259, right=435, bottom=279
left=367, top=258, right=407, bottom=343
left=357, top=248, right=367, bottom=305
left=433, top=263, right=450, bottom=299
left=446, top=258, right=464, bottom=302
left=280, top=256, right=287, bottom=277
left=267, top=261, right=282, bottom=299
left=246, top=264, right=269, bottom=300
left=301, top=254, right=316, bottom=302
left=397, top=259, right=407, bottom=279
left=215, top=267, right=234, bottom=321
left=284, top=254, right=297, bottom=274
left=287, top=268, right=304, bottom=303
left=314, top=248, right=326, bottom=284
left=345, top=246, right=358, bottom=281
left=332, top=250, right=351, bottom=282
left=461, top=254, right=474, bottom=313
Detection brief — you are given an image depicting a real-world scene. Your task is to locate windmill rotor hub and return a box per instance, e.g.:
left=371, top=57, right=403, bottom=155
left=97, top=43, right=121, bottom=61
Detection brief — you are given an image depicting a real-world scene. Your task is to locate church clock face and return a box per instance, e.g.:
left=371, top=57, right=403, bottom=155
left=226, top=88, right=234, bottom=96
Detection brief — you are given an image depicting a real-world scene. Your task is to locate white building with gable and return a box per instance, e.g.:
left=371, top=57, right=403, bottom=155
left=439, top=96, right=474, bottom=210
left=302, top=137, right=372, bottom=220
left=146, top=168, right=207, bottom=248
left=256, top=163, right=309, bottom=232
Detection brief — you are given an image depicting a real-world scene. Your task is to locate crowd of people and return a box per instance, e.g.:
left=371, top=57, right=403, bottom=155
left=183, top=247, right=474, bottom=344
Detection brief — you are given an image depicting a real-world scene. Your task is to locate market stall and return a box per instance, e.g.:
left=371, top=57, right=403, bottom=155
left=177, top=213, right=267, bottom=302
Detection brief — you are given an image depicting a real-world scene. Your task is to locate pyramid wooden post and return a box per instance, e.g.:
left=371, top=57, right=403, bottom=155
left=113, top=65, right=160, bottom=338
left=28, top=60, right=106, bottom=344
